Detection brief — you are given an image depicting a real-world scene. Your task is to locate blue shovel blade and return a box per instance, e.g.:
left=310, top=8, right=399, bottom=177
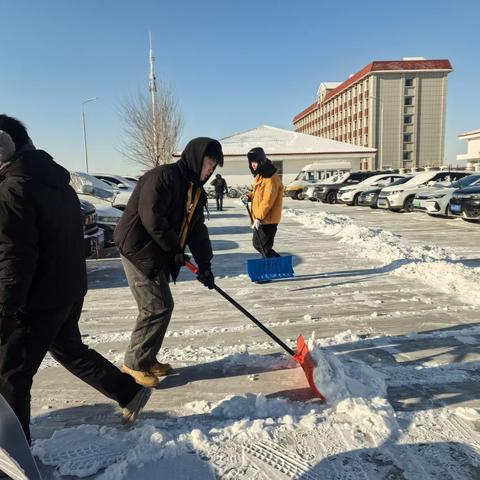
left=247, top=255, right=294, bottom=282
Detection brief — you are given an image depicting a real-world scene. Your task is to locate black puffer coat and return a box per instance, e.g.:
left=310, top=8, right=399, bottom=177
left=115, top=138, right=222, bottom=280
left=0, top=150, right=87, bottom=316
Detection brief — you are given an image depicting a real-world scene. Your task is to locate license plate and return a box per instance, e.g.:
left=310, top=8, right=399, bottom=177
left=450, top=204, right=461, bottom=212
left=413, top=200, right=421, bottom=208
left=378, top=198, right=387, bottom=207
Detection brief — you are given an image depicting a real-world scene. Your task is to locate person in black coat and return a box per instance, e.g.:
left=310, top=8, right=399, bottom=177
left=114, top=137, right=223, bottom=387
left=0, top=115, right=150, bottom=444
left=210, top=173, right=228, bottom=211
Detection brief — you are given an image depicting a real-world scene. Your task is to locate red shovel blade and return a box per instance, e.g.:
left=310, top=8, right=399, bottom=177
left=293, top=335, right=326, bottom=401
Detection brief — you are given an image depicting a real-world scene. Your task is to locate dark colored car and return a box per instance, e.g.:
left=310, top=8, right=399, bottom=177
left=449, top=185, right=480, bottom=223
left=309, top=171, right=390, bottom=204
left=358, top=176, right=413, bottom=208
left=80, top=199, right=104, bottom=257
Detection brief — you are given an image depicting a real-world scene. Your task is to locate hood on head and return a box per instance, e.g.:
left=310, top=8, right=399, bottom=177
left=177, top=137, right=223, bottom=185
left=247, top=147, right=276, bottom=178
left=4, top=150, right=70, bottom=187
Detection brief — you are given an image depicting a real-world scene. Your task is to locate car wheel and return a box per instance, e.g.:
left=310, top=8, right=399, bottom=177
left=353, top=194, right=361, bottom=206
left=403, top=196, right=414, bottom=212
left=326, top=191, right=337, bottom=204
left=293, top=191, right=303, bottom=200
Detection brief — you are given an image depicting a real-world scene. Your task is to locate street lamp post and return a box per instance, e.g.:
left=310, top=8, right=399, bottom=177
left=81, top=97, right=97, bottom=173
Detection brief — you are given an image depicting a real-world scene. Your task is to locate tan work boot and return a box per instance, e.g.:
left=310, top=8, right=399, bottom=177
left=149, top=361, right=173, bottom=377
left=121, top=365, right=160, bottom=388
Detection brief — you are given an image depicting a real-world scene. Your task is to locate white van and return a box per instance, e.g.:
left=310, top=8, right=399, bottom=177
left=285, top=162, right=351, bottom=199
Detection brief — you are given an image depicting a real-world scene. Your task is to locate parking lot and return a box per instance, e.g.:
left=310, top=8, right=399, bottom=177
left=31, top=198, right=480, bottom=478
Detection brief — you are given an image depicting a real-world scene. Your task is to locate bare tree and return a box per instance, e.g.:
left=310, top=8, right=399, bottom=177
left=117, top=84, right=183, bottom=170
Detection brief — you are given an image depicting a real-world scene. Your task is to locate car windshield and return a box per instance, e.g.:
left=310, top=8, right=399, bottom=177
left=402, top=171, right=440, bottom=187
left=390, top=176, right=413, bottom=186
left=70, top=172, right=117, bottom=202
left=322, top=173, right=349, bottom=184
left=314, top=174, right=337, bottom=184
left=452, top=174, right=480, bottom=188
left=357, top=175, right=393, bottom=187
left=94, top=175, right=135, bottom=189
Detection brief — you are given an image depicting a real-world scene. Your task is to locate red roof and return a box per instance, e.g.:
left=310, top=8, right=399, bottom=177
left=293, top=59, right=453, bottom=124
left=292, top=101, right=317, bottom=123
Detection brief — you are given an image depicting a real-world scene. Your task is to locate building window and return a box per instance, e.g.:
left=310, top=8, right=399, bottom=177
left=404, top=96, right=413, bottom=106
left=404, top=115, right=413, bottom=124
left=403, top=133, right=412, bottom=142
left=405, top=78, right=414, bottom=87
left=403, top=152, right=411, bottom=161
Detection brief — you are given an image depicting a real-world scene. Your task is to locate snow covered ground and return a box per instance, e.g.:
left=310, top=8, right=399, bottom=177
left=30, top=199, right=480, bottom=479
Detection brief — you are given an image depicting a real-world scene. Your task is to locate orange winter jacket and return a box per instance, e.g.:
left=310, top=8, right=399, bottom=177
left=250, top=173, right=283, bottom=224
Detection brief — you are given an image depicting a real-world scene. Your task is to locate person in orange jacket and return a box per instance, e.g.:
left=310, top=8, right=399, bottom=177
left=243, top=147, right=283, bottom=258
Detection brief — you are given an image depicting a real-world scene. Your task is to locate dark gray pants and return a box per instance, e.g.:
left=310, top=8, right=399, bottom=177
left=121, top=256, right=174, bottom=371
left=215, top=192, right=224, bottom=211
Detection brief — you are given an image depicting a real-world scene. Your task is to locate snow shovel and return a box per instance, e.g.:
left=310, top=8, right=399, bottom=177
left=0, top=394, right=42, bottom=480
left=244, top=203, right=294, bottom=282
left=185, top=261, right=325, bottom=401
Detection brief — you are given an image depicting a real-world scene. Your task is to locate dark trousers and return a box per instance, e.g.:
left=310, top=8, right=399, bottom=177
left=0, top=299, right=141, bottom=444
left=121, top=256, right=174, bottom=371
left=252, top=224, right=281, bottom=258
left=215, top=192, right=224, bottom=211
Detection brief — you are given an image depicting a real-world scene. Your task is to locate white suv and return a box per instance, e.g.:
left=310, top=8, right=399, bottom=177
left=338, top=173, right=406, bottom=206
left=378, top=170, right=470, bottom=212
left=413, top=174, right=480, bottom=217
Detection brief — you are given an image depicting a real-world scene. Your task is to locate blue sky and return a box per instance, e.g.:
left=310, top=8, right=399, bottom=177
left=1, top=0, right=478, bottom=174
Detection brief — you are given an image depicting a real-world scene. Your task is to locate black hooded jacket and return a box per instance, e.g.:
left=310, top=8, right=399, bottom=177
left=0, top=150, right=87, bottom=316
left=114, top=138, right=222, bottom=280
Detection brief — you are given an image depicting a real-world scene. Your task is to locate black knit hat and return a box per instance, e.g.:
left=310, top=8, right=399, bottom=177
left=247, top=147, right=267, bottom=164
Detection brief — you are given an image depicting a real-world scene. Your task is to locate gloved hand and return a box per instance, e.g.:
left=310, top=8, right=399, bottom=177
left=240, top=194, right=249, bottom=205
left=173, top=252, right=189, bottom=268
left=197, top=268, right=215, bottom=289
left=251, top=219, right=262, bottom=230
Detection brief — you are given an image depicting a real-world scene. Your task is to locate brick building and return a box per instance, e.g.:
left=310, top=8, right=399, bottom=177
left=293, top=58, right=453, bottom=170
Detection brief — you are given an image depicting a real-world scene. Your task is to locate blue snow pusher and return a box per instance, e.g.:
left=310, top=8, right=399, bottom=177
left=247, top=256, right=294, bottom=282
left=244, top=203, right=294, bottom=282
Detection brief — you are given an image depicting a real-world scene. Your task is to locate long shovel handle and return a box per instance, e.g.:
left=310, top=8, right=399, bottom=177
left=245, top=203, right=268, bottom=259
left=185, top=261, right=295, bottom=357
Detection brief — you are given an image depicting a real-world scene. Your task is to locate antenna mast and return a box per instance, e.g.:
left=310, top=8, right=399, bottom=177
left=149, top=32, right=159, bottom=164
